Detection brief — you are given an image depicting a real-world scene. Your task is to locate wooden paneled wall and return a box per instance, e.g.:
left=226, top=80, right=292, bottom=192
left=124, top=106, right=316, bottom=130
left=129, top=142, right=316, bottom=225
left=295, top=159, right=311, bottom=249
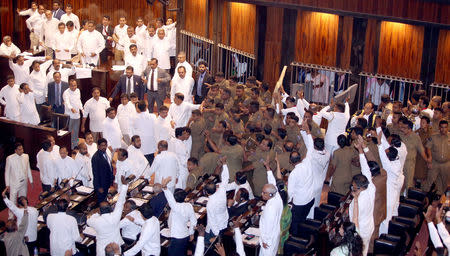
left=185, top=0, right=207, bottom=37
left=227, top=2, right=256, bottom=54
left=263, top=7, right=283, bottom=86
left=338, top=16, right=353, bottom=69
left=362, top=19, right=379, bottom=74
left=295, top=10, right=339, bottom=66
left=435, top=29, right=450, bottom=84
left=377, top=21, right=424, bottom=79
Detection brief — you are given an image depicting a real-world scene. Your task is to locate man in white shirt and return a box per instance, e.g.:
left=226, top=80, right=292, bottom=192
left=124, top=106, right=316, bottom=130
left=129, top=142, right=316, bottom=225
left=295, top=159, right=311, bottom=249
left=25, top=5, right=45, bottom=51
left=124, top=44, right=146, bottom=76
left=2, top=189, right=39, bottom=256
left=74, top=142, right=93, bottom=187
left=113, top=16, right=129, bottom=61
left=63, top=79, right=83, bottom=149
left=161, top=176, right=197, bottom=255
left=149, top=140, right=180, bottom=192
left=0, top=36, right=21, bottom=57
left=350, top=141, right=376, bottom=256
left=16, top=2, right=38, bottom=17
left=143, top=58, right=171, bottom=112
left=47, top=199, right=82, bottom=256
left=29, top=58, right=52, bottom=117
left=87, top=180, right=128, bottom=256
left=123, top=203, right=161, bottom=256
left=8, top=56, right=33, bottom=86
left=119, top=26, right=140, bottom=60
left=319, top=98, right=350, bottom=155
left=52, top=22, right=74, bottom=61
left=40, top=10, right=59, bottom=57
left=164, top=18, right=177, bottom=58
left=204, top=158, right=229, bottom=244
left=117, top=94, right=136, bottom=145
left=4, top=142, right=33, bottom=217
left=154, top=105, right=174, bottom=142
left=102, top=107, right=124, bottom=151
left=77, top=20, right=105, bottom=66
left=55, top=146, right=78, bottom=184
left=168, top=93, right=202, bottom=128
left=0, top=75, right=21, bottom=122
left=226, top=171, right=255, bottom=200
left=18, top=83, right=40, bottom=125
left=144, top=25, right=157, bottom=60
left=135, top=17, right=147, bottom=54
left=115, top=149, right=137, bottom=186
left=60, top=4, right=80, bottom=30
left=65, top=21, right=79, bottom=56
left=151, top=28, right=172, bottom=70
left=173, top=51, right=193, bottom=80
left=127, top=135, right=152, bottom=179
left=120, top=200, right=144, bottom=244
left=168, top=128, right=192, bottom=189
left=37, top=139, right=58, bottom=192
left=81, top=87, right=110, bottom=142
left=171, top=66, right=195, bottom=103
left=369, top=78, right=390, bottom=106
left=130, top=100, right=157, bottom=165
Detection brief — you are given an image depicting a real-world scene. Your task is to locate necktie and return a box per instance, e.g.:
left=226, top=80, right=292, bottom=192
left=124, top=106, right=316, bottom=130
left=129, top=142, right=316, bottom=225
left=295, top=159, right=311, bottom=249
left=150, top=69, right=155, bottom=91
left=56, top=83, right=60, bottom=106
left=127, top=77, right=131, bottom=95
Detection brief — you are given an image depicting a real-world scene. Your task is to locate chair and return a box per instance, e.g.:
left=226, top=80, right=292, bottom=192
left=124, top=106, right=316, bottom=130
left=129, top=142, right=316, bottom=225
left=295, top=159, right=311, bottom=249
left=398, top=203, right=419, bottom=218
left=407, top=188, right=427, bottom=202
left=327, top=192, right=344, bottom=207
left=373, top=238, right=398, bottom=255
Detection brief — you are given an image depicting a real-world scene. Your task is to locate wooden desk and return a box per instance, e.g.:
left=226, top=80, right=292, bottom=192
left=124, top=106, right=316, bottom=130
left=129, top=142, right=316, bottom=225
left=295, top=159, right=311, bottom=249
left=0, top=117, right=71, bottom=169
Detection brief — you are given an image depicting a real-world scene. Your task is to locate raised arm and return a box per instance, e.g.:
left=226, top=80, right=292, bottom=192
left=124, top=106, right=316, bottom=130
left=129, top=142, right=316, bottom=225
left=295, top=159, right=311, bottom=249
left=112, top=184, right=128, bottom=220
left=234, top=227, right=246, bottom=256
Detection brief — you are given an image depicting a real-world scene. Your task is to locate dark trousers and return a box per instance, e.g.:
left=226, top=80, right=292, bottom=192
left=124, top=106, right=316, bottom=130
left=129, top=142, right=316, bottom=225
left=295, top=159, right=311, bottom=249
left=145, top=153, right=155, bottom=166
left=26, top=240, right=37, bottom=256
left=147, top=91, right=165, bottom=113
left=168, top=237, right=189, bottom=256
left=96, top=188, right=108, bottom=204
left=42, top=184, right=52, bottom=192
left=52, top=105, right=65, bottom=129
left=194, top=95, right=204, bottom=104
left=290, top=198, right=315, bottom=237
left=99, top=48, right=111, bottom=64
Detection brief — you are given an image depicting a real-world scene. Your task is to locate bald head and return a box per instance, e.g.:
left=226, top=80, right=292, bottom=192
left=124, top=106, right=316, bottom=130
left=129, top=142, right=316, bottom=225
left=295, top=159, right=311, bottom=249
left=153, top=183, right=162, bottom=194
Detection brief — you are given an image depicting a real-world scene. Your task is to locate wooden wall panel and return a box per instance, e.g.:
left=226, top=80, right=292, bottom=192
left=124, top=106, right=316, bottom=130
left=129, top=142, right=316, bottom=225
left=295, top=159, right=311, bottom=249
left=338, top=16, right=353, bottom=69
left=185, top=0, right=207, bottom=37
left=435, top=29, right=450, bottom=84
left=362, top=19, right=378, bottom=73
left=377, top=21, right=424, bottom=79
left=263, top=7, right=283, bottom=87
left=0, top=0, right=14, bottom=39
left=295, top=10, right=339, bottom=66
left=228, top=2, right=256, bottom=54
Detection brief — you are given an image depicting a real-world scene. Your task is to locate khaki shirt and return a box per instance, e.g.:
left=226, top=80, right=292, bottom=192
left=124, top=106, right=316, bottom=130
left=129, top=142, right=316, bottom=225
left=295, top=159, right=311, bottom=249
left=426, top=133, right=450, bottom=163
left=186, top=167, right=203, bottom=190
left=199, top=152, right=220, bottom=175
left=330, top=146, right=357, bottom=195
left=190, top=118, right=206, bottom=158
left=401, top=132, right=424, bottom=163
left=248, top=149, right=275, bottom=196
left=221, top=144, right=244, bottom=180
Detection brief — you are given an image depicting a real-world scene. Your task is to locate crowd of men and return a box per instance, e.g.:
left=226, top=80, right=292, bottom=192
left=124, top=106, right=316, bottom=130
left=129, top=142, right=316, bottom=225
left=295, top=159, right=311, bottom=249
left=0, top=1, right=449, bottom=256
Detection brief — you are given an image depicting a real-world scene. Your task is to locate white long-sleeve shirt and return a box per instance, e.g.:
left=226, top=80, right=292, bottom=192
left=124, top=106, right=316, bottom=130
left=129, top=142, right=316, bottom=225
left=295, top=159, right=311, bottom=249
left=0, top=43, right=21, bottom=56
left=9, top=59, right=33, bottom=86
left=52, top=31, right=75, bottom=60
left=130, top=112, right=157, bottom=155
left=83, top=97, right=110, bottom=132
left=163, top=188, right=197, bottom=238
left=320, top=102, right=350, bottom=148
left=0, top=84, right=21, bottom=121
left=74, top=152, right=93, bottom=187
left=124, top=53, right=146, bottom=76
left=436, top=222, right=450, bottom=254
left=259, top=170, right=283, bottom=256
left=113, top=25, right=129, bottom=51
left=63, top=88, right=83, bottom=119
left=120, top=209, right=144, bottom=240
left=151, top=37, right=172, bottom=69
left=135, top=25, right=147, bottom=51
left=3, top=198, right=38, bottom=242
left=65, top=29, right=79, bottom=54
left=127, top=144, right=151, bottom=179
left=119, top=34, right=141, bottom=59
left=55, top=156, right=78, bottom=183
left=60, top=13, right=80, bottom=30
left=5, top=153, right=33, bottom=188
left=226, top=181, right=255, bottom=200
left=29, top=60, right=52, bottom=104
left=102, top=117, right=123, bottom=150
left=170, top=76, right=195, bottom=103
left=40, top=18, right=59, bottom=46
left=77, top=30, right=105, bottom=65
left=144, top=35, right=156, bottom=60
left=123, top=216, right=160, bottom=256
left=173, top=61, right=193, bottom=80
left=37, top=150, right=57, bottom=187
left=148, top=150, right=179, bottom=189
left=19, top=8, right=37, bottom=17
left=206, top=164, right=229, bottom=235
left=154, top=115, right=173, bottom=142
left=26, top=13, right=45, bottom=37
left=168, top=101, right=200, bottom=128
left=115, top=158, right=134, bottom=186
left=18, top=92, right=40, bottom=125
left=87, top=184, right=128, bottom=256
left=47, top=212, right=82, bottom=256
left=117, top=102, right=136, bottom=135
left=288, top=148, right=314, bottom=206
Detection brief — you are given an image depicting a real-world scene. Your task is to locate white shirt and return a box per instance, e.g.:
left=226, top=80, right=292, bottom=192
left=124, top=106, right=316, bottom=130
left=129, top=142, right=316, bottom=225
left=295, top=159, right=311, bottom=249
left=146, top=68, right=160, bottom=91
left=63, top=88, right=83, bottom=119
left=319, top=102, right=350, bottom=147
left=47, top=66, right=76, bottom=83
left=19, top=8, right=37, bottom=17
left=86, top=142, right=97, bottom=159
left=18, top=92, right=40, bottom=125
left=119, top=34, right=140, bottom=58
left=130, top=112, right=157, bottom=155
left=154, top=115, right=173, bottom=142
left=40, top=18, right=59, bottom=46
left=115, top=158, right=134, bottom=185
left=102, top=117, right=123, bottom=150
left=65, top=29, right=79, bottom=54
left=8, top=59, right=33, bottom=86
left=206, top=164, right=229, bottom=235
left=168, top=138, right=190, bottom=172
left=149, top=150, right=179, bottom=189
left=288, top=148, right=315, bottom=206
left=3, top=198, right=39, bottom=242
left=29, top=60, right=52, bottom=104
left=369, top=81, right=390, bottom=106
left=151, top=37, right=172, bottom=69
left=144, top=34, right=156, bottom=60
left=87, top=184, right=128, bottom=256
left=117, top=102, right=136, bottom=135
left=0, top=43, right=21, bottom=56
left=26, top=13, right=45, bottom=37
left=60, top=13, right=80, bottom=30
left=135, top=25, right=147, bottom=51
left=52, top=31, right=75, bottom=60
left=37, top=150, right=57, bottom=186
left=297, top=98, right=323, bottom=126
left=77, top=30, right=105, bottom=65
left=55, top=156, right=78, bottom=182
left=259, top=171, right=283, bottom=256
left=164, top=23, right=177, bottom=56
left=120, top=209, right=144, bottom=240
left=168, top=101, right=201, bottom=128
left=114, top=24, right=129, bottom=51
left=124, top=53, right=146, bottom=76
left=123, top=216, right=160, bottom=256
left=278, top=105, right=302, bottom=125
left=127, top=145, right=151, bottom=178
left=173, top=61, right=193, bottom=80
left=163, top=189, right=197, bottom=238
left=47, top=212, right=82, bottom=256
left=83, top=97, right=110, bottom=132
left=74, top=152, right=93, bottom=187
left=0, top=84, right=21, bottom=121
left=226, top=181, right=255, bottom=200
left=5, top=153, right=33, bottom=188
left=170, top=76, right=195, bottom=103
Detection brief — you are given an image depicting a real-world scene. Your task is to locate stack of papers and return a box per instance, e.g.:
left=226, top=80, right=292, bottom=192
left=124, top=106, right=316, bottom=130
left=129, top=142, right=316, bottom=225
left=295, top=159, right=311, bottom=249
left=76, top=186, right=94, bottom=195
left=142, top=186, right=153, bottom=193
left=75, top=67, right=92, bottom=79
left=244, top=227, right=261, bottom=237
left=130, top=198, right=146, bottom=207
left=196, top=197, right=209, bottom=205
left=242, top=234, right=260, bottom=245
left=111, top=65, right=126, bottom=71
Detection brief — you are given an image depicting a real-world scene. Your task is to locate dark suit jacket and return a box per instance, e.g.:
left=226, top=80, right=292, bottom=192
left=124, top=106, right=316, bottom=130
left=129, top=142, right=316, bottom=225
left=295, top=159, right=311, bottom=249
left=47, top=81, right=69, bottom=107
left=52, top=9, right=65, bottom=20
left=193, top=71, right=215, bottom=97
left=149, top=192, right=167, bottom=218
left=110, top=75, right=145, bottom=100
left=95, top=24, right=114, bottom=48
left=142, top=67, right=171, bottom=93
left=228, top=201, right=249, bottom=218
left=91, top=150, right=114, bottom=191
